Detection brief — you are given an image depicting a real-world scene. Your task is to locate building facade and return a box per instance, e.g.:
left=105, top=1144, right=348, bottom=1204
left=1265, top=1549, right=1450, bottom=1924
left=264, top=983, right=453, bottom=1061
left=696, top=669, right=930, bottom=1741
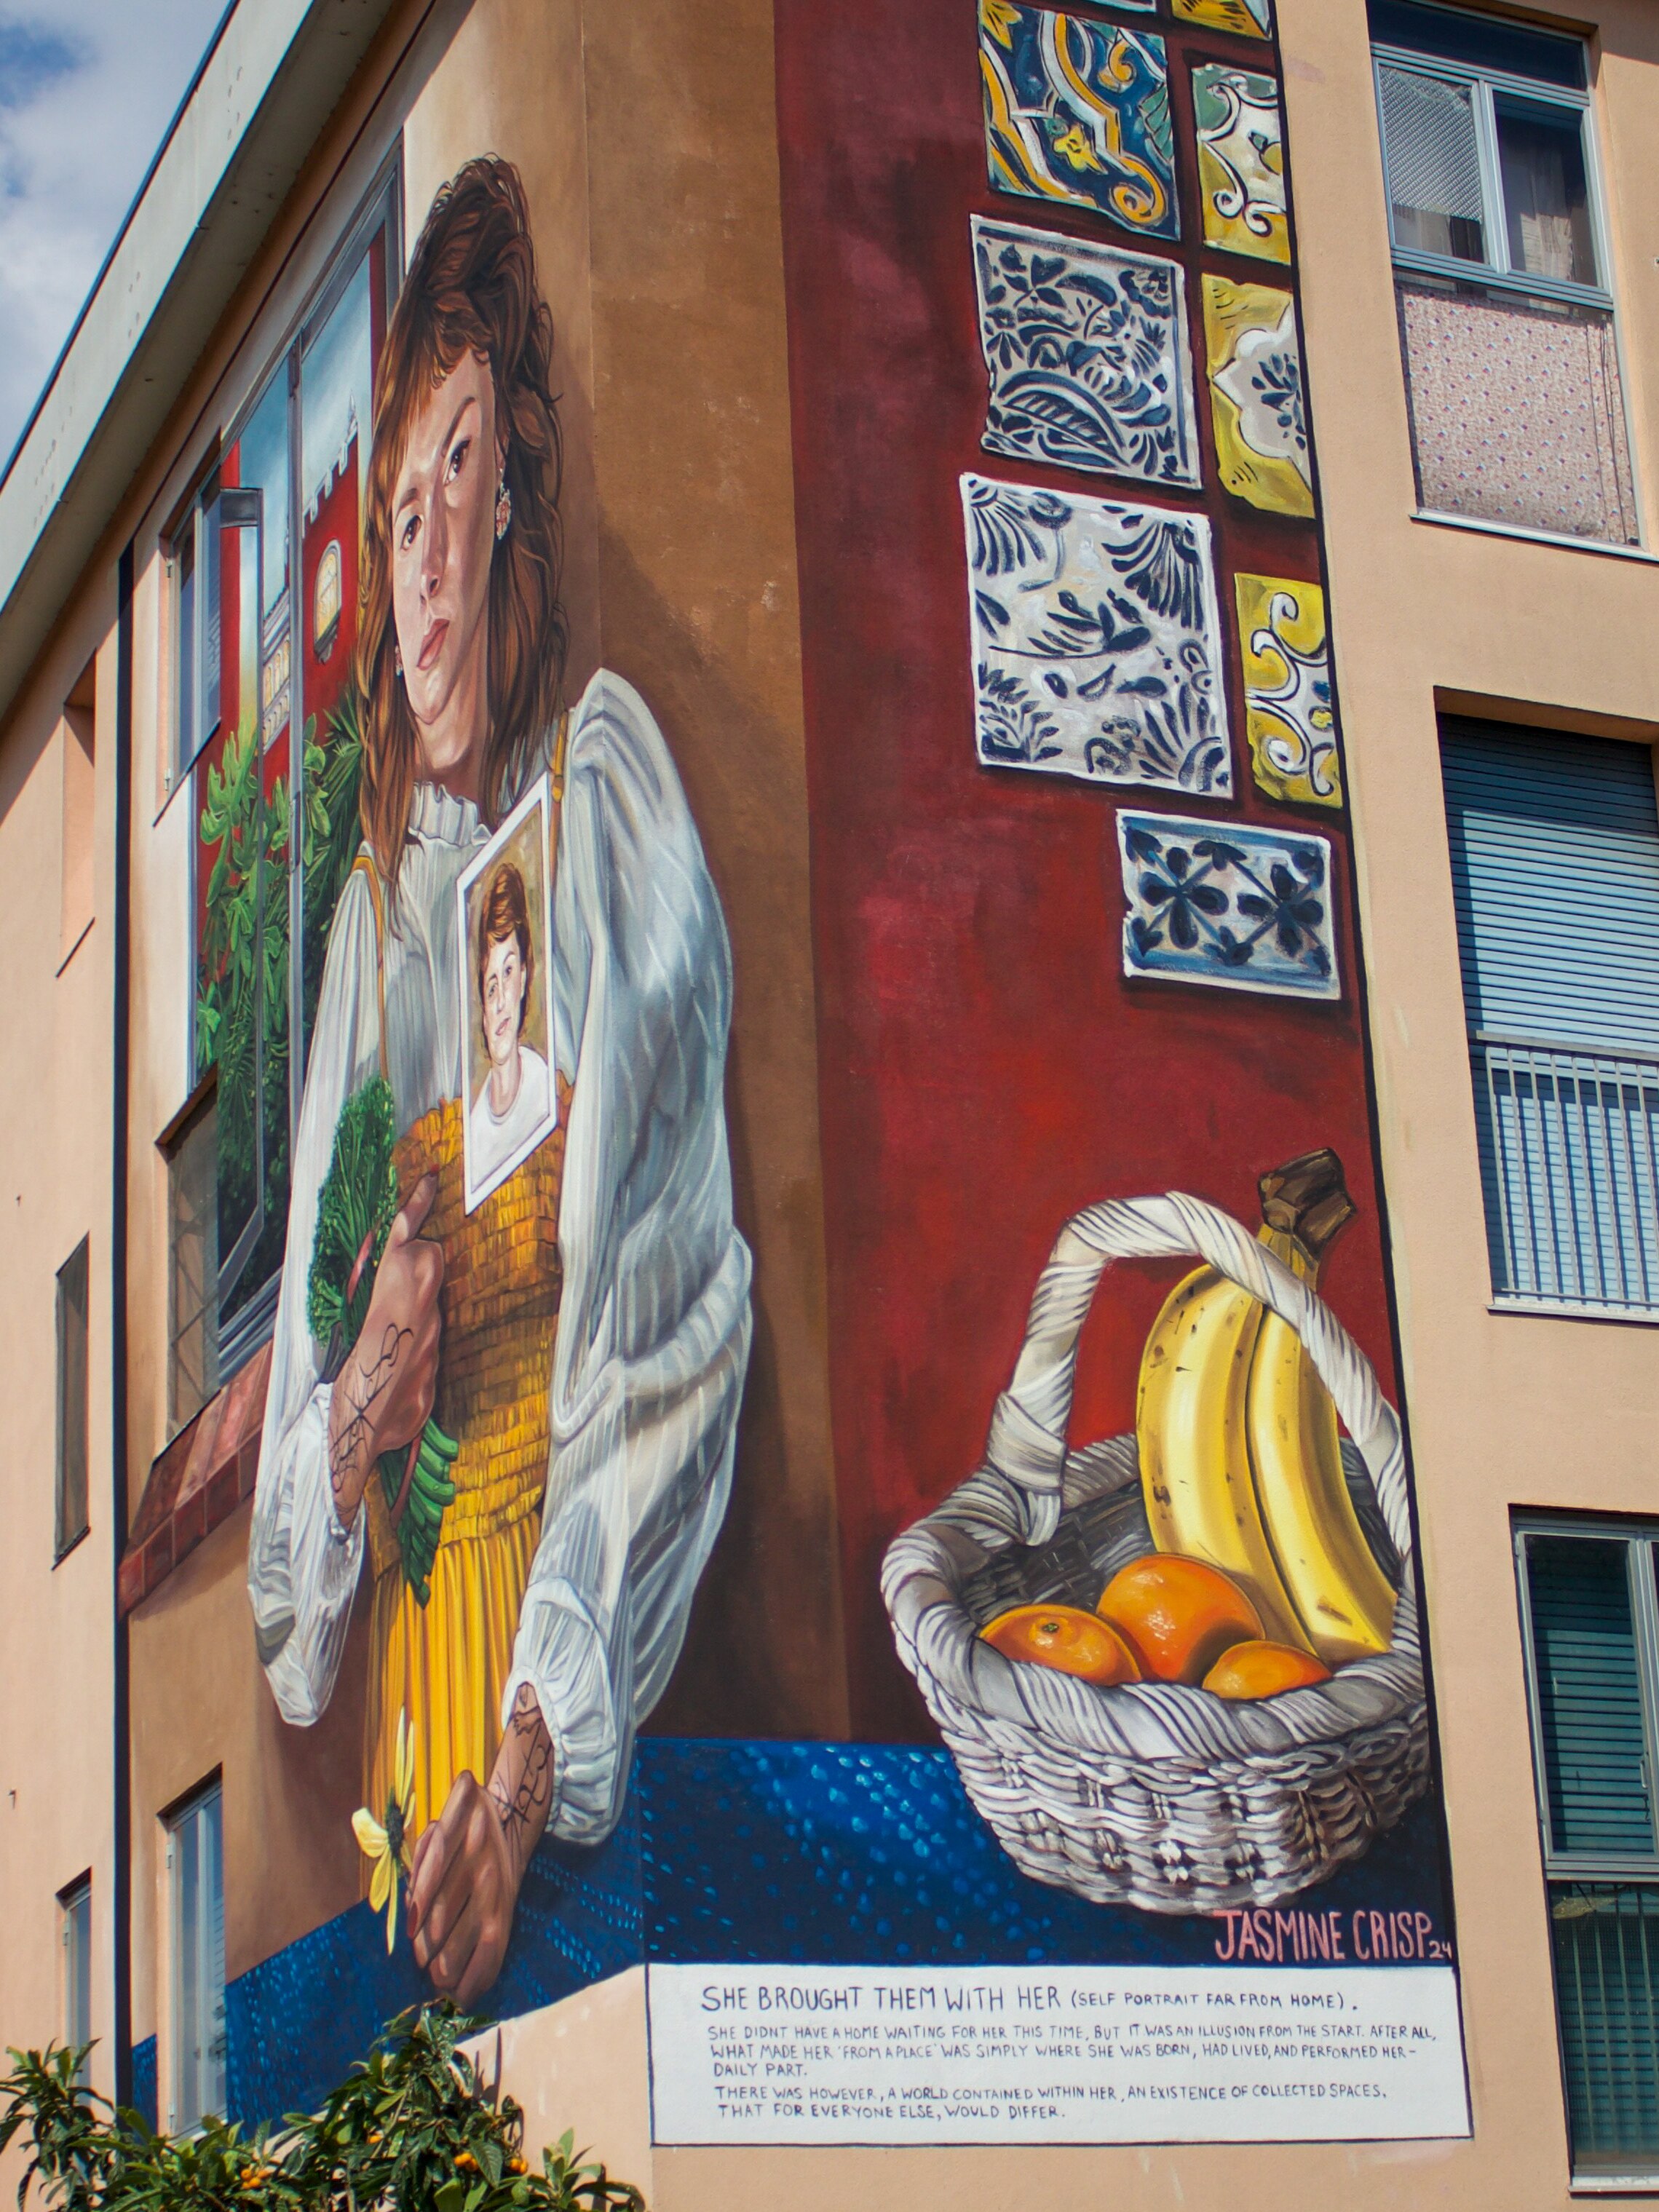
left=3, top=0, right=1659, bottom=2202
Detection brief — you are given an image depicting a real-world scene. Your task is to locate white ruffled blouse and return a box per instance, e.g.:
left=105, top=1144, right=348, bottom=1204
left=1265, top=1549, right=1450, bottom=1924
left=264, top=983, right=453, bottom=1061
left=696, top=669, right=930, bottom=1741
left=246, top=669, right=752, bottom=1845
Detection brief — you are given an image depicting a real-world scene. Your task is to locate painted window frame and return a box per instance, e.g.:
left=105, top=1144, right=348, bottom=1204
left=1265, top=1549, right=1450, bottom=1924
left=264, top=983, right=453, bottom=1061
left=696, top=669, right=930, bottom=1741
left=175, top=146, right=403, bottom=1387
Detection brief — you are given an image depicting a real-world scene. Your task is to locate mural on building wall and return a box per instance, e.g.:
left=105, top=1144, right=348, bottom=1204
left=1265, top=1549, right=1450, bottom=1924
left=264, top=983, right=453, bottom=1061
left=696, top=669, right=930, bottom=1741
left=122, top=0, right=1470, bottom=2149
left=239, top=157, right=750, bottom=2005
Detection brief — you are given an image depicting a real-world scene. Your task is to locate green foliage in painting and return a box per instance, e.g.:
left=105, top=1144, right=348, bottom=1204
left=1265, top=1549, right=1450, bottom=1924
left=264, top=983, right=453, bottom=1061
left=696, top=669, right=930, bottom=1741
left=306, top=1074, right=459, bottom=1605
left=302, top=680, right=367, bottom=1053
left=306, top=1075, right=400, bottom=1355
left=195, top=680, right=367, bottom=1318
left=0, top=2003, right=644, bottom=2210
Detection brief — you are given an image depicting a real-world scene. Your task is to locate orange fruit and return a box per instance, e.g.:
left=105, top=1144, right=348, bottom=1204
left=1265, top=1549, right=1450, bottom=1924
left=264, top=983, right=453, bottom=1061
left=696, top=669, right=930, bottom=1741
left=1203, top=1640, right=1333, bottom=1700
left=1096, top=1554, right=1264, bottom=1685
left=981, top=1604, right=1141, bottom=1686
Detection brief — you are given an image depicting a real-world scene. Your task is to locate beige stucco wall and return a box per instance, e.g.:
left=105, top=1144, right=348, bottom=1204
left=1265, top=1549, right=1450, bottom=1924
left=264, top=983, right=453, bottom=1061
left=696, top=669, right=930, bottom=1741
left=0, top=604, right=119, bottom=2101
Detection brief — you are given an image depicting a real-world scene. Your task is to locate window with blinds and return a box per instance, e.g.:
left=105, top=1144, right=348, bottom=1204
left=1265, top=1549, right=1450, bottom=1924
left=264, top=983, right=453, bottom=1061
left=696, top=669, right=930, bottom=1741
left=1441, top=719, right=1659, bottom=1313
left=1517, top=1522, right=1659, bottom=2183
left=1369, top=2, right=1638, bottom=547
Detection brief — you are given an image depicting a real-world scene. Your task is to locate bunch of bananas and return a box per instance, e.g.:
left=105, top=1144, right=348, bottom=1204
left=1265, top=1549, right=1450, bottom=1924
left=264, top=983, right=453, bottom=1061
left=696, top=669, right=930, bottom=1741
left=1136, top=1149, right=1395, bottom=1669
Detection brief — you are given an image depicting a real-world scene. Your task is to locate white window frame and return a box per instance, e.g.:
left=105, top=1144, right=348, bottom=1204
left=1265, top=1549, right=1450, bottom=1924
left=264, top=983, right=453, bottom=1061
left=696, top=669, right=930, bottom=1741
left=1373, top=17, right=1612, bottom=314
left=59, top=1875, right=92, bottom=2084
left=1514, top=1517, right=1659, bottom=2189
left=165, top=1780, right=225, bottom=2135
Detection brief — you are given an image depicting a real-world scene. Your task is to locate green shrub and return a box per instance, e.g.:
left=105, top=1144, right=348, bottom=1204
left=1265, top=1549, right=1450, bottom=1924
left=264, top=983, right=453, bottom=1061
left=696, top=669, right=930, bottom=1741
left=0, top=2002, right=642, bottom=2211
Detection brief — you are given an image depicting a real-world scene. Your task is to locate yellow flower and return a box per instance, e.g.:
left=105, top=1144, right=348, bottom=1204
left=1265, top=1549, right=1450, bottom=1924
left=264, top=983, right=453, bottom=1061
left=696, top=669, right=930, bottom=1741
left=980, top=0, right=1020, bottom=47
left=352, top=1709, right=416, bottom=1952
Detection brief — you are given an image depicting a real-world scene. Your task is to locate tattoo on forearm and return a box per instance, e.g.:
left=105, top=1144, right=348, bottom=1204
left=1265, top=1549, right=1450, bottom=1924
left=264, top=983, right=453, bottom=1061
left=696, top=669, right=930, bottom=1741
left=329, top=1322, right=411, bottom=1510
left=489, top=1686, right=555, bottom=1863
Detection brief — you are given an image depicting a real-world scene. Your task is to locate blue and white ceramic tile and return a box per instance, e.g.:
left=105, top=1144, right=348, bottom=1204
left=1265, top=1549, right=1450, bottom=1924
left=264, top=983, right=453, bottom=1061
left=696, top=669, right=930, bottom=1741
left=1116, top=812, right=1339, bottom=998
left=963, top=475, right=1231, bottom=796
left=971, top=218, right=1200, bottom=489
left=981, top=1, right=1179, bottom=242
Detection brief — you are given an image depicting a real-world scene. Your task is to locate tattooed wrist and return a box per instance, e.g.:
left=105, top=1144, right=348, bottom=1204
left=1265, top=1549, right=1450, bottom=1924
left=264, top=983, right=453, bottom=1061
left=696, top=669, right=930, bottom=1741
left=328, top=1320, right=411, bottom=1518
left=488, top=1684, right=556, bottom=1875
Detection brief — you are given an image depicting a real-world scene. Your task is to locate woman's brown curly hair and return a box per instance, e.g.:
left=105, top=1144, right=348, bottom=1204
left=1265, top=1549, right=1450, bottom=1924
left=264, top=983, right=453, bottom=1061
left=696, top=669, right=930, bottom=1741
left=356, top=156, right=566, bottom=894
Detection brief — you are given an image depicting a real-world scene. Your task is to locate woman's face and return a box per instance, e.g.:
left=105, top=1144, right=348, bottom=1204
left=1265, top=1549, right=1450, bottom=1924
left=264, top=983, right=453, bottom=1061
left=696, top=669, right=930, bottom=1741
left=390, top=348, right=502, bottom=780
left=482, top=932, right=527, bottom=1072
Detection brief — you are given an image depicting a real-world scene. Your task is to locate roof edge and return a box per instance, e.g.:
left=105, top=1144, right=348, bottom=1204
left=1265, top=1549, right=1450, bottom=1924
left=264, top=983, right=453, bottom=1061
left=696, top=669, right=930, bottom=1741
left=0, top=0, right=402, bottom=732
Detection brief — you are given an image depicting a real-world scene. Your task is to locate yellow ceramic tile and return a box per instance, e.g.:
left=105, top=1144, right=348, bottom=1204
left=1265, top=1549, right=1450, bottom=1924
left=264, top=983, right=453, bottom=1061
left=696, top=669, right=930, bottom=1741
left=1195, top=63, right=1288, bottom=264
left=1173, top=0, right=1272, bottom=35
left=1235, top=573, right=1342, bottom=808
left=1202, top=274, right=1314, bottom=517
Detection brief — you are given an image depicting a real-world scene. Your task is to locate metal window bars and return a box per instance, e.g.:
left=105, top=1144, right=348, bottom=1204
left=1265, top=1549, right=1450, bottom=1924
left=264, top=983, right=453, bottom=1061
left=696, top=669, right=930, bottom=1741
left=1473, top=1034, right=1659, bottom=1313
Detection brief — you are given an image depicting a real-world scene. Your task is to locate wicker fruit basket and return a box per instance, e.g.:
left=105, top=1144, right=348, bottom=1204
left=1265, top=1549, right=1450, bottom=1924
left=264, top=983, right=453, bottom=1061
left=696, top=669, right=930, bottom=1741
left=880, top=1191, right=1430, bottom=1914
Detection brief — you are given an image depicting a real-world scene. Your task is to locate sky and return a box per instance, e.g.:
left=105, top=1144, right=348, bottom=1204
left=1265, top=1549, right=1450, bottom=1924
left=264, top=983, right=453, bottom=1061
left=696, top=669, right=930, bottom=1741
left=0, top=0, right=228, bottom=471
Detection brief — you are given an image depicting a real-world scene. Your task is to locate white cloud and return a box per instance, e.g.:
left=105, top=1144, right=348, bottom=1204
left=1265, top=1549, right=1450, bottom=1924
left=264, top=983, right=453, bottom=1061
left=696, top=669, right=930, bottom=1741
left=0, top=0, right=227, bottom=467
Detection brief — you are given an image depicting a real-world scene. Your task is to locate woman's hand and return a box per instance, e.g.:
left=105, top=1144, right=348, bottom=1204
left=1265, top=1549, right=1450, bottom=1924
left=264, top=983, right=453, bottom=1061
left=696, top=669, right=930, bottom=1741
left=326, top=1173, right=444, bottom=1525
left=408, top=1686, right=555, bottom=2004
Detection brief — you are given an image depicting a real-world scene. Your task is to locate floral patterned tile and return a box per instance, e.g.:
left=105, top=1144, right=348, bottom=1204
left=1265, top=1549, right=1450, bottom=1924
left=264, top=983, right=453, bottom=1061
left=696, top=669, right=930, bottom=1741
left=1173, top=0, right=1272, bottom=35
left=1117, top=811, right=1339, bottom=999
left=962, top=473, right=1231, bottom=796
left=1194, top=64, right=1288, bottom=265
left=980, top=0, right=1179, bottom=242
left=1202, top=274, right=1313, bottom=517
left=971, top=217, right=1199, bottom=488
left=1235, top=572, right=1342, bottom=809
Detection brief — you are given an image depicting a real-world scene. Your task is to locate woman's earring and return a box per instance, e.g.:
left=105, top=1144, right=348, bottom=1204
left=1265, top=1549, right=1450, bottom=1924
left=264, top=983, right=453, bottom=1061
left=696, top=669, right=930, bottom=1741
left=393, top=643, right=404, bottom=678
left=494, top=479, right=512, bottom=542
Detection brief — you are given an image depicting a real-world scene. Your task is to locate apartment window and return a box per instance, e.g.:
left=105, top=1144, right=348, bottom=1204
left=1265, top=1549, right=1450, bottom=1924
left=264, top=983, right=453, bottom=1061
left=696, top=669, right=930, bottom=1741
left=1371, top=1, right=1636, bottom=547
left=1516, top=1521, right=1659, bottom=2184
left=167, top=1782, right=225, bottom=2132
left=1443, top=720, right=1659, bottom=1314
left=181, top=167, right=398, bottom=1380
left=60, top=1877, right=92, bottom=2082
left=55, top=1238, right=90, bottom=1559
left=60, top=659, right=95, bottom=962
left=166, top=1093, right=218, bottom=1433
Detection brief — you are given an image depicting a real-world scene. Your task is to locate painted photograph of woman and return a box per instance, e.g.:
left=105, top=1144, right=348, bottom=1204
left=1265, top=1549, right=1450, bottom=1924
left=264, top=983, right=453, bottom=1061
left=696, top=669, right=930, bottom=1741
left=247, top=155, right=752, bottom=2005
left=459, top=791, right=556, bottom=1213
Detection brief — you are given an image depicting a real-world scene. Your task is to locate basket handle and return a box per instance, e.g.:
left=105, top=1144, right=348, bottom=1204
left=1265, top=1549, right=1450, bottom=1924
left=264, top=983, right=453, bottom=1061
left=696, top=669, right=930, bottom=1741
left=983, top=1192, right=1407, bottom=1555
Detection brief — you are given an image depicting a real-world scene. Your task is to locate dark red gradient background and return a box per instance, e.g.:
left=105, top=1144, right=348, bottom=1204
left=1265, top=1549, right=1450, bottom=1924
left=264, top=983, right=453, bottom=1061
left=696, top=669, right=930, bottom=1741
left=772, top=0, right=1402, bottom=1740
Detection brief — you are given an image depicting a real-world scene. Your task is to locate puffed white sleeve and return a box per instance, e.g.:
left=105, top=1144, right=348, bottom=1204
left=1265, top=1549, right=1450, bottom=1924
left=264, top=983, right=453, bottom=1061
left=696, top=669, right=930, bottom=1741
left=247, top=866, right=385, bottom=1725
left=502, top=670, right=753, bottom=1845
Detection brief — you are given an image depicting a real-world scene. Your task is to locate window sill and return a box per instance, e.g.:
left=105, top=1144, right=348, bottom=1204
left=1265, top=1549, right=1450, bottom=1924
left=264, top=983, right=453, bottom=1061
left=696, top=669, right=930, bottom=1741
left=1572, top=2178, right=1659, bottom=2195
left=1414, top=510, right=1655, bottom=563
left=1490, top=1297, right=1659, bottom=1328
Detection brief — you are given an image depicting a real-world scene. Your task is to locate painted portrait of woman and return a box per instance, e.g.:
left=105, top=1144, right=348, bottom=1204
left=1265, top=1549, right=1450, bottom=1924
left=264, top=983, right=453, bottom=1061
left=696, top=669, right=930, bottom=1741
left=469, top=857, right=553, bottom=1200
left=247, top=156, right=752, bottom=2004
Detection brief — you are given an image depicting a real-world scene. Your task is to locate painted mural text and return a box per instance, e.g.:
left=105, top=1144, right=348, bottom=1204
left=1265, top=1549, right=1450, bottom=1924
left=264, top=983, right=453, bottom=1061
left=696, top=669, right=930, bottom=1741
left=649, top=1965, right=1471, bottom=2146
left=1213, top=1908, right=1452, bottom=1965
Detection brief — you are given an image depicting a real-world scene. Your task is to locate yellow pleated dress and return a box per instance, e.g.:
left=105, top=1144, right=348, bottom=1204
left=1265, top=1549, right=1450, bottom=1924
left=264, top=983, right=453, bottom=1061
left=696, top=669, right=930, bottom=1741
left=360, top=1079, right=571, bottom=1837
left=348, top=740, right=569, bottom=1842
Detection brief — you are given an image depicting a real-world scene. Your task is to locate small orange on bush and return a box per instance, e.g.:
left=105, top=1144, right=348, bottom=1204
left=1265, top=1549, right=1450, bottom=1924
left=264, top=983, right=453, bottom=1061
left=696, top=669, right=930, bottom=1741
left=981, top=1603, right=1141, bottom=1686
left=1097, top=1554, right=1264, bottom=1685
left=1203, top=1640, right=1332, bottom=1700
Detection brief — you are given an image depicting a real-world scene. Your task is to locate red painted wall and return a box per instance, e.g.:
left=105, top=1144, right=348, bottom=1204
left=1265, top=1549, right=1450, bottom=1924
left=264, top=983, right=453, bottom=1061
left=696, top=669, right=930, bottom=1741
left=772, top=0, right=1403, bottom=1740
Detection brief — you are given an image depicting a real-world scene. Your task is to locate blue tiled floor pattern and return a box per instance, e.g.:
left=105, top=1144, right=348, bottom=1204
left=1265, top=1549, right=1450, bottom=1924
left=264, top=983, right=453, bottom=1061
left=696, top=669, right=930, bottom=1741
left=638, top=1740, right=1449, bottom=1968
left=225, top=1789, right=642, bottom=2124
left=213, top=1740, right=1451, bottom=2125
